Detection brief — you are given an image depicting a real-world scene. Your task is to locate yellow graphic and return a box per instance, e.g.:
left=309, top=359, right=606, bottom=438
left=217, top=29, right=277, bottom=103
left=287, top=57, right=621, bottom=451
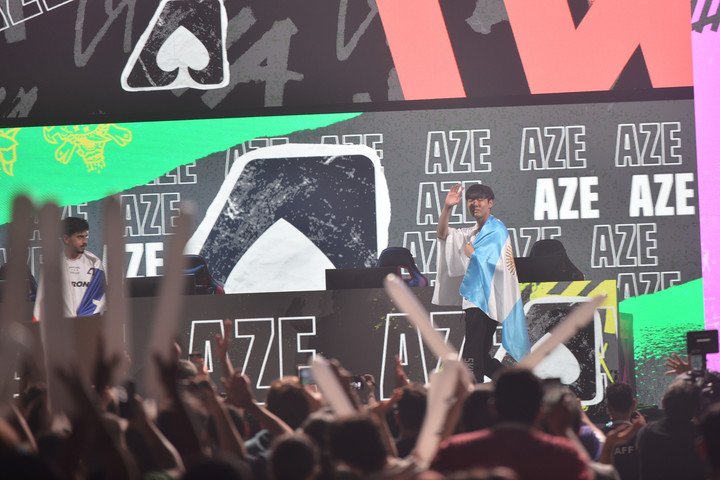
left=600, top=342, right=615, bottom=384
left=588, top=280, right=618, bottom=335
left=521, top=279, right=618, bottom=334
left=526, top=281, right=558, bottom=299
left=43, top=124, right=132, bottom=173
left=0, top=128, right=20, bottom=176
left=560, top=281, right=591, bottom=297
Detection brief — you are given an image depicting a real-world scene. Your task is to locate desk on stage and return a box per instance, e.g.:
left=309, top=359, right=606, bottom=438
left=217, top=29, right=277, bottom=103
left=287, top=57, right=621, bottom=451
left=7, top=281, right=624, bottom=410
left=128, top=280, right=620, bottom=406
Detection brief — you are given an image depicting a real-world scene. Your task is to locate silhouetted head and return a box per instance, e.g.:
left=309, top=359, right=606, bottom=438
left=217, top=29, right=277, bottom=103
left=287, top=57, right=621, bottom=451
left=396, top=383, right=427, bottom=433
left=606, top=382, right=636, bottom=417
left=493, top=368, right=544, bottom=425
left=269, top=433, right=320, bottom=480
left=698, top=402, right=720, bottom=470
left=266, top=376, right=311, bottom=430
left=661, top=376, right=700, bottom=426
left=460, top=383, right=496, bottom=432
left=329, top=414, right=388, bottom=474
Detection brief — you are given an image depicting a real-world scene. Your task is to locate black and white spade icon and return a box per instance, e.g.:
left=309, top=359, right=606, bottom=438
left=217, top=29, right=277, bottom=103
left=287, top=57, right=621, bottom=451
left=121, top=0, right=229, bottom=91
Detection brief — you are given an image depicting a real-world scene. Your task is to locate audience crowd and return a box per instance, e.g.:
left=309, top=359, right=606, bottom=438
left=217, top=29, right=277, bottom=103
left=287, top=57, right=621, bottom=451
left=0, top=325, right=719, bottom=480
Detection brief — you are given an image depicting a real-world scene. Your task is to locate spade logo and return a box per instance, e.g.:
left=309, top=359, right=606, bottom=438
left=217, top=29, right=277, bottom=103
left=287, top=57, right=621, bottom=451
left=121, top=0, right=229, bottom=91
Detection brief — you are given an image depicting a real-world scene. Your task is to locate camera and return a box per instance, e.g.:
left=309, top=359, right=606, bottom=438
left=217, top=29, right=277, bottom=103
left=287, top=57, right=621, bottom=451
left=298, top=367, right=314, bottom=386
left=687, top=330, right=719, bottom=371
left=683, top=330, right=720, bottom=414
left=687, top=330, right=719, bottom=355
left=349, top=376, right=364, bottom=390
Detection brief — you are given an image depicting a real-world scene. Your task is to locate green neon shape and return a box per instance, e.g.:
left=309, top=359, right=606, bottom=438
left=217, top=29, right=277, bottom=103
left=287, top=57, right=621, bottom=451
left=619, top=277, right=705, bottom=360
left=0, top=112, right=361, bottom=225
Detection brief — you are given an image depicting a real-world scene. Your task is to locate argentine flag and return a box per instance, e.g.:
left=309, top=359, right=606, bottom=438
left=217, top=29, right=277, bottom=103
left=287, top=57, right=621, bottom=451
left=459, top=216, right=530, bottom=361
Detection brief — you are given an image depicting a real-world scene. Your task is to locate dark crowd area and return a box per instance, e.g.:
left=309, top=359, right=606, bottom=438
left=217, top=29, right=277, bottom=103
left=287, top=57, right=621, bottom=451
left=1, top=324, right=719, bottom=480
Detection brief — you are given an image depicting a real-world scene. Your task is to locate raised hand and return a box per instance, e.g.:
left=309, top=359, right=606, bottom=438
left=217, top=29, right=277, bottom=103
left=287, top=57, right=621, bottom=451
left=606, top=413, right=645, bottom=448
left=369, top=386, right=402, bottom=418
left=215, top=319, right=235, bottom=378
left=223, top=371, right=255, bottom=409
left=438, top=183, right=463, bottom=240
left=153, top=349, right=180, bottom=402
left=362, top=373, right=378, bottom=405
left=664, top=353, right=691, bottom=375
left=92, top=335, right=122, bottom=396
left=328, top=358, right=362, bottom=410
left=215, top=319, right=233, bottom=359
left=55, top=366, right=97, bottom=416
left=394, top=355, right=410, bottom=388
left=224, top=371, right=293, bottom=436
left=302, top=384, right=324, bottom=412
left=124, top=390, right=147, bottom=427
left=444, top=183, right=463, bottom=209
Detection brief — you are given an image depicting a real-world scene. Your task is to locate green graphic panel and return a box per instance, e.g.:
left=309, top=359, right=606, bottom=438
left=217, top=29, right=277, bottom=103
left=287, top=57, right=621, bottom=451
left=620, top=278, right=705, bottom=359
left=619, top=278, right=705, bottom=404
left=0, top=113, right=360, bottom=225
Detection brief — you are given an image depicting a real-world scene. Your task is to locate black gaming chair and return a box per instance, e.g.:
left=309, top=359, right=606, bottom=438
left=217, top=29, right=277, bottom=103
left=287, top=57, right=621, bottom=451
left=0, top=262, right=38, bottom=301
left=377, top=247, right=429, bottom=287
left=528, top=239, right=584, bottom=281
left=184, top=254, right=225, bottom=294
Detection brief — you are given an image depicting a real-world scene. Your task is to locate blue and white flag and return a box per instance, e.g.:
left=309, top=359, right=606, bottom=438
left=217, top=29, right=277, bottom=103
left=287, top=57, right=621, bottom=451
left=77, top=268, right=106, bottom=316
left=459, top=216, right=530, bottom=361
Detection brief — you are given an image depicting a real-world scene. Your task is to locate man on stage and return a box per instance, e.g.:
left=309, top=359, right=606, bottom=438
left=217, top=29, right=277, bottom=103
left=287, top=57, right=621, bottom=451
left=33, top=216, right=106, bottom=320
left=433, top=183, right=529, bottom=382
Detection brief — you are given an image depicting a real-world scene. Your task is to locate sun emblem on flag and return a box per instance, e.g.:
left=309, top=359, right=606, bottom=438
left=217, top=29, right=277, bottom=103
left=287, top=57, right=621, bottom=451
left=504, top=242, right=517, bottom=277
left=43, top=124, right=132, bottom=173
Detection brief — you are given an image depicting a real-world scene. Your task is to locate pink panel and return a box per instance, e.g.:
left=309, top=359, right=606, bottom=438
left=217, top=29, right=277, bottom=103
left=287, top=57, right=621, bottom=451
left=504, top=0, right=692, bottom=93
left=692, top=1, right=720, bottom=369
left=376, top=0, right=466, bottom=100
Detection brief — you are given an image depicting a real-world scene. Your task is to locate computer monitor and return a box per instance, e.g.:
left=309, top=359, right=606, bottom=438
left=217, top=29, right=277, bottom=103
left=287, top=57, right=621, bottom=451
left=325, top=267, right=396, bottom=290
left=513, top=256, right=584, bottom=283
left=125, top=274, right=196, bottom=297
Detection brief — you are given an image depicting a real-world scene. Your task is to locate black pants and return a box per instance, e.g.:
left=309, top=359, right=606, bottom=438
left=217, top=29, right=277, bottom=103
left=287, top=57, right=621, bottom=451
left=463, top=308, right=503, bottom=383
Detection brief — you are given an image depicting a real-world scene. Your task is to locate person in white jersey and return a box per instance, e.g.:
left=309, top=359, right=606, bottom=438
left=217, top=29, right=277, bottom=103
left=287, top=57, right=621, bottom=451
left=33, top=217, right=106, bottom=320
left=433, top=183, right=529, bottom=383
